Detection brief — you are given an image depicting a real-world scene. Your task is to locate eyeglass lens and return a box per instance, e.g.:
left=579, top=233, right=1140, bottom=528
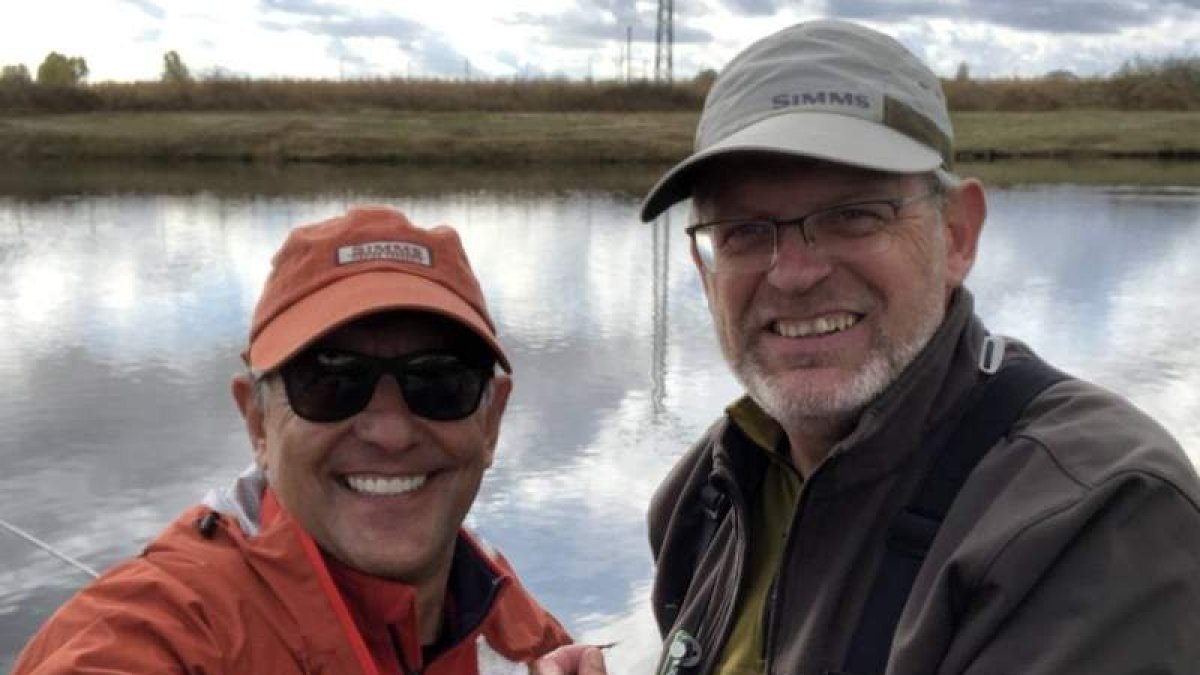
left=693, top=194, right=931, bottom=274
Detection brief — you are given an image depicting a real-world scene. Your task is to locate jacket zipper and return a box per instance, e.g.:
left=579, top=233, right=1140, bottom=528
left=762, top=457, right=827, bottom=673
left=385, top=566, right=506, bottom=674
left=390, top=628, right=421, bottom=675
left=693, top=467, right=751, bottom=675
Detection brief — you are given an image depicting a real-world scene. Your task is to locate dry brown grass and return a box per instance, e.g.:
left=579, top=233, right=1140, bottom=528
left=0, top=78, right=710, bottom=114
left=945, top=71, right=1200, bottom=112
left=0, top=57, right=1198, bottom=114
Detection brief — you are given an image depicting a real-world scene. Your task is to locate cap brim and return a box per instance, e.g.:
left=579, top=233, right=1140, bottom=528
left=248, top=271, right=511, bottom=373
left=639, top=112, right=945, bottom=222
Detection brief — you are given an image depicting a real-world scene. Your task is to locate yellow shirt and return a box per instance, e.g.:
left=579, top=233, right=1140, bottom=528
left=715, top=399, right=802, bottom=675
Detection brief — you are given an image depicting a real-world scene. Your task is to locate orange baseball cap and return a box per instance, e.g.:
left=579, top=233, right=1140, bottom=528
left=245, top=206, right=510, bottom=373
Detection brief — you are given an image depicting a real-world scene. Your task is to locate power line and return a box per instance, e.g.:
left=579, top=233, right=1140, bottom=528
left=654, top=0, right=674, bottom=82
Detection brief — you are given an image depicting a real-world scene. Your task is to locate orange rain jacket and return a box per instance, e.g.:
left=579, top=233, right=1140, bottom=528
left=13, top=473, right=571, bottom=674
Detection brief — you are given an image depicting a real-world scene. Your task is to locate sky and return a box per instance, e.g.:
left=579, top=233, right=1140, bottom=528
left=2, top=0, right=1198, bottom=83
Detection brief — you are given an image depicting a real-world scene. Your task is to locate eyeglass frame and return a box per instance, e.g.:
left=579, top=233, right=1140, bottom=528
left=685, top=188, right=944, bottom=274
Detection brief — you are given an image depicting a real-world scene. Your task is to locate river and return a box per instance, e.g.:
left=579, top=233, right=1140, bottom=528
left=1, top=163, right=1198, bottom=672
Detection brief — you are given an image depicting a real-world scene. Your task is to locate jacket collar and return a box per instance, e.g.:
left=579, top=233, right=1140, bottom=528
left=205, top=477, right=509, bottom=672
left=308, top=511, right=506, bottom=668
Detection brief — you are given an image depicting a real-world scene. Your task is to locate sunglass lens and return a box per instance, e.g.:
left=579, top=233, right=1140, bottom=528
left=400, top=355, right=487, bottom=421
left=282, top=350, right=378, bottom=422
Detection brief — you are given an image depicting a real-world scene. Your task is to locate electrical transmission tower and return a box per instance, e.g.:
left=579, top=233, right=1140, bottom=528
left=654, top=0, right=674, bottom=82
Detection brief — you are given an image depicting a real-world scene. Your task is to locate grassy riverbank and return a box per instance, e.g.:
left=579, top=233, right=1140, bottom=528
left=6, top=158, right=1200, bottom=200
left=1, top=109, right=1198, bottom=166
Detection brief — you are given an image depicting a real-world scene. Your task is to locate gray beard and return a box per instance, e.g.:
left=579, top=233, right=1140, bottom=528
left=733, top=297, right=945, bottom=434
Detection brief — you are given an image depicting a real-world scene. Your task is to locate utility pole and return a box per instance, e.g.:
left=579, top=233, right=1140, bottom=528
left=626, top=25, right=632, bottom=82
left=654, top=0, right=674, bottom=82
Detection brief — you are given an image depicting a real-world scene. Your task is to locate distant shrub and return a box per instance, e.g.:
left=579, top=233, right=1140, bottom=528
left=0, top=82, right=101, bottom=112
left=162, top=51, right=192, bottom=85
left=1108, top=57, right=1200, bottom=110
left=36, top=52, right=88, bottom=87
left=942, top=56, right=1198, bottom=112
left=1, top=64, right=31, bottom=84
left=693, top=69, right=718, bottom=89
left=20, top=77, right=708, bottom=114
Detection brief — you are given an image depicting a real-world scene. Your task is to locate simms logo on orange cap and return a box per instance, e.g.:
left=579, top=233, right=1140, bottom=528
left=245, top=206, right=510, bottom=373
left=337, top=241, right=433, bottom=267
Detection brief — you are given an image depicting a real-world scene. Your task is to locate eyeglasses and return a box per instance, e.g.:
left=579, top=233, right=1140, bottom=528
left=276, top=348, right=493, bottom=423
left=686, top=190, right=939, bottom=274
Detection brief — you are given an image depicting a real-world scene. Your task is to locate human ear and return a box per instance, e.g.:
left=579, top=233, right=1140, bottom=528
left=480, top=374, right=512, bottom=468
left=232, top=373, right=269, bottom=469
left=941, top=178, right=987, bottom=289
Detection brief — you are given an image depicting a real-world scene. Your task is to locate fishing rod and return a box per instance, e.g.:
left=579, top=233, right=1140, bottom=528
left=0, top=517, right=99, bottom=579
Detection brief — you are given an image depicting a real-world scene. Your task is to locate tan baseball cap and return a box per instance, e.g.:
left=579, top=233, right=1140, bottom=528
left=640, top=19, right=954, bottom=222
left=245, top=206, right=510, bottom=372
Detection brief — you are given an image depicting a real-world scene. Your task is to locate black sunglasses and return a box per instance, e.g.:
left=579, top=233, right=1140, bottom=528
left=277, top=347, right=493, bottom=423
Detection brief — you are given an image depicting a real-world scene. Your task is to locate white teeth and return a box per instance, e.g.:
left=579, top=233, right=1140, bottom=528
left=774, top=313, right=859, bottom=338
left=345, top=474, right=427, bottom=496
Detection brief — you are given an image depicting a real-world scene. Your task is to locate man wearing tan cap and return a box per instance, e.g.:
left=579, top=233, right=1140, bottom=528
left=544, top=17, right=1200, bottom=675
left=14, top=207, right=573, bottom=674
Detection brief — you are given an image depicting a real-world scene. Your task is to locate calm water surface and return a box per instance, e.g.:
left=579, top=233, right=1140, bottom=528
left=1, top=166, right=1198, bottom=671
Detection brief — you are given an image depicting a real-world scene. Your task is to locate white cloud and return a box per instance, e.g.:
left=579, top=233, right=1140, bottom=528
left=0, top=0, right=1196, bottom=81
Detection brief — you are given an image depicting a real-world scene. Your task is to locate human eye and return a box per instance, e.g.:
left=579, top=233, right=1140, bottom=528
left=816, top=202, right=893, bottom=238
left=281, top=348, right=366, bottom=393
left=713, top=220, right=772, bottom=252
left=405, top=352, right=469, bottom=374
left=403, top=353, right=483, bottom=392
left=314, top=349, right=367, bottom=374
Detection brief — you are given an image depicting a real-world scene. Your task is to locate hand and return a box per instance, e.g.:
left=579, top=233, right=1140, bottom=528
left=530, top=644, right=608, bottom=675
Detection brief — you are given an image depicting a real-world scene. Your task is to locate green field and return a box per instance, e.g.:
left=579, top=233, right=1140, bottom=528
left=953, top=111, right=1200, bottom=159
left=0, top=110, right=694, bottom=164
left=1, top=109, right=1197, bottom=168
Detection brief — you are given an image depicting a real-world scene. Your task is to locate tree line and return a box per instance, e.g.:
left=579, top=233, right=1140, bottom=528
left=1, top=50, right=1197, bottom=113
left=2, top=51, right=190, bottom=87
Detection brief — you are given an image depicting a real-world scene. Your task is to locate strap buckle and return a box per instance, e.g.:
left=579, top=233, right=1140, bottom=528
left=979, top=335, right=1006, bottom=374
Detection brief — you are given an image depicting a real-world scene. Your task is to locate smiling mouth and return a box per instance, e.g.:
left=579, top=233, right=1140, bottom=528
left=772, top=312, right=862, bottom=338
left=343, top=474, right=428, bottom=496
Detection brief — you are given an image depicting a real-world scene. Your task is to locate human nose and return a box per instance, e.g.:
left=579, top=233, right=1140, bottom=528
left=352, top=374, right=420, bottom=451
left=764, top=221, right=834, bottom=290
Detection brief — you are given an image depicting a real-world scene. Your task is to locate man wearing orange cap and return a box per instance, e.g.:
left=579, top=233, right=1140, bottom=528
left=13, top=207, right=572, bottom=674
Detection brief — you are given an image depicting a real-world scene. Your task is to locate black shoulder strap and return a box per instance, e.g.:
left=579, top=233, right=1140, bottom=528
left=839, top=356, right=1067, bottom=675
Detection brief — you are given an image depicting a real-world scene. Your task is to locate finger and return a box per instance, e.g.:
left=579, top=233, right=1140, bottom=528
left=529, top=652, right=567, bottom=675
left=529, top=660, right=561, bottom=675
left=581, top=646, right=608, bottom=675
